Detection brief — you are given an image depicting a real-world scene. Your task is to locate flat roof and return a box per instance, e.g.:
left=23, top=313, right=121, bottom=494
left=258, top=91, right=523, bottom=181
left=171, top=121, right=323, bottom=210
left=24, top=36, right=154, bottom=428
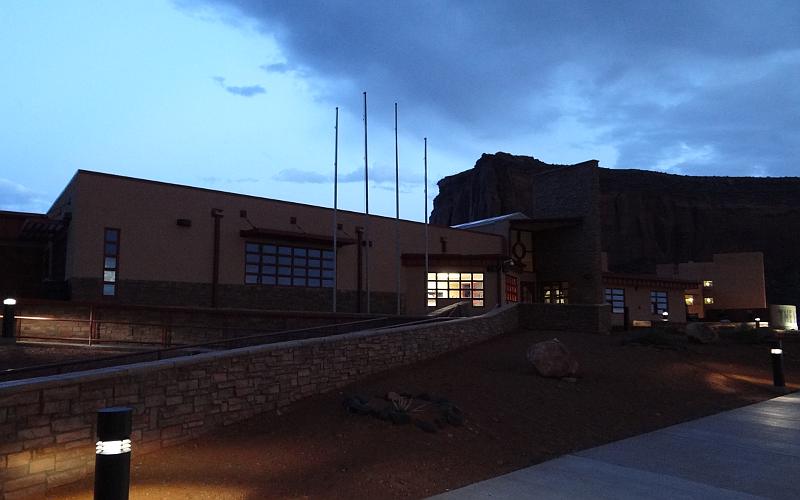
left=61, top=170, right=503, bottom=240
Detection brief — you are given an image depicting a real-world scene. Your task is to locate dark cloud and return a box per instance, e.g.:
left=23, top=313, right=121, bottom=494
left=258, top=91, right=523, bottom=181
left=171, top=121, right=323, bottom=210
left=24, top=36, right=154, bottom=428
left=199, top=176, right=260, bottom=184
left=274, top=164, right=422, bottom=190
left=212, top=76, right=265, bottom=97
left=188, top=0, right=800, bottom=175
left=259, top=62, right=292, bottom=74
left=273, top=168, right=329, bottom=184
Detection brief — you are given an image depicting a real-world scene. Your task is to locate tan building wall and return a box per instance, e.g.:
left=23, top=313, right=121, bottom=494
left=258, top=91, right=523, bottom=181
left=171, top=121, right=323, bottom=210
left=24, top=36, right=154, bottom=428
left=46, top=171, right=503, bottom=314
left=656, top=252, right=766, bottom=316
left=604, top=274, right=694, bottom=327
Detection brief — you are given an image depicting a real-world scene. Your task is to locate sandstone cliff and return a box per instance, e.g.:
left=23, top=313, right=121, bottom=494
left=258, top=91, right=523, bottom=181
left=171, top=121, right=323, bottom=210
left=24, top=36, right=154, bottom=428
left=431, top=153, right=800, bottom=306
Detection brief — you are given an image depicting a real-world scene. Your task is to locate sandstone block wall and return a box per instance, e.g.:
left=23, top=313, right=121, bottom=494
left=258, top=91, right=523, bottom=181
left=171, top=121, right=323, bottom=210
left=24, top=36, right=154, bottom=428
left=0, top=305, right=519, bottom=499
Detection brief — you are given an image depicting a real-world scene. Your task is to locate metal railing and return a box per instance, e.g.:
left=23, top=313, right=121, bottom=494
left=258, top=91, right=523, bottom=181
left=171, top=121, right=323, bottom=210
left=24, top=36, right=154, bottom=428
left=0, top=315, right=454, bottom=382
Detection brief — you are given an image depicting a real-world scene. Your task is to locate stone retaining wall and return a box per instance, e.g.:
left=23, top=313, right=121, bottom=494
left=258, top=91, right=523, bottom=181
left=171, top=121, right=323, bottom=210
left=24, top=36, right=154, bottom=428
left=0, top=305, right=519, bottom=499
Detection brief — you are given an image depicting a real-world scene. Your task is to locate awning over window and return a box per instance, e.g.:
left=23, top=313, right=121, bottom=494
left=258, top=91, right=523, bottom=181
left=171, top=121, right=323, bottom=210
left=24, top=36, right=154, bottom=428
left=602, top=272, right=698, bottom=291
left=239, top=228, right=356, bottom=247
left=401, top=253, right=503, bottom=267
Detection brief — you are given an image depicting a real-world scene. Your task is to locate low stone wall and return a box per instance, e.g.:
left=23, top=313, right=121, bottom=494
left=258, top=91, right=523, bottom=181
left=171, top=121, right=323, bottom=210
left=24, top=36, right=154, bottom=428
left=518, top=303, right=611, bottom=334
left=0, top=305, right=519, bottom=499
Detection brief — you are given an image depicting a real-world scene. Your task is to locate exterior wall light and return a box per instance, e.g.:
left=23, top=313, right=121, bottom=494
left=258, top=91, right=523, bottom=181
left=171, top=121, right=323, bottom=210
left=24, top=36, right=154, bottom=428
left=2, top=298, right=16, bottom=340
left=95, top=407, right=133, bottom=500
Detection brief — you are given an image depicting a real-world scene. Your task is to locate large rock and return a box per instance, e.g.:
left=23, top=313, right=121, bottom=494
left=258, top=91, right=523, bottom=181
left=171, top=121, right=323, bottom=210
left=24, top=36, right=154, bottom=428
left=686, top=322, right=718, bottom=344
left=430, top=152, right=800, bottom=307
left=527, top=339, right=579, bottom=378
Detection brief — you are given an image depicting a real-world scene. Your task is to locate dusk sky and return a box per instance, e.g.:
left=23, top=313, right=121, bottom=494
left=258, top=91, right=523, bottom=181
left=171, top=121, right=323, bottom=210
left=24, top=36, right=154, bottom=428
left=1, top=0, right=798, bottom=220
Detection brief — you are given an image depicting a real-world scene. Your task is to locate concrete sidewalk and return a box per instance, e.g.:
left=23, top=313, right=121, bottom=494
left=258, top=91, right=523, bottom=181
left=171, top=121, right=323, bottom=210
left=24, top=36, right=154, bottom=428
left=432, top=392, right=800, bottom=499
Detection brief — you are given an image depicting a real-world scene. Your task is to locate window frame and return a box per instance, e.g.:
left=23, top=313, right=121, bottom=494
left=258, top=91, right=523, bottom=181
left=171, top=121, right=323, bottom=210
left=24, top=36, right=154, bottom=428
left=427, top=271, right=485, bottom=308
left=244, top=242, right=334, bottom=288
left=542, top=281, right=569, bottom=304
left=604, top=287, right=625, bottom=314
left=102, top=228, right=120, bottom=297
left=650, top=290, right=668, bottom=314
left=505, top=275, right=519, bottom=303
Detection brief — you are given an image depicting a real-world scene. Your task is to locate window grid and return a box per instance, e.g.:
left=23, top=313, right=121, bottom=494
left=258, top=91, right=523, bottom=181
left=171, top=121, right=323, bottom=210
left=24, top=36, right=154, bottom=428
left=542, top=282, right=569, bottom=304
left=426, top=272, right=484, bottom=308
left=604, top=288, right=625, bottom=313
left=650, top=290, right=668, bottom=314
left=505, top=275, right=519, bottom=303
left=102, top=228, right=120, bottom=297
left=245, top=242, right=334, bottom=288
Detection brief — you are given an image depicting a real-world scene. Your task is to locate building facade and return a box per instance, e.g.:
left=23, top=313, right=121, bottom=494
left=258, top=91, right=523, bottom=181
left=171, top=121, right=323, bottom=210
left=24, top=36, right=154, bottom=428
left=3, top=170, right=508, bottom=316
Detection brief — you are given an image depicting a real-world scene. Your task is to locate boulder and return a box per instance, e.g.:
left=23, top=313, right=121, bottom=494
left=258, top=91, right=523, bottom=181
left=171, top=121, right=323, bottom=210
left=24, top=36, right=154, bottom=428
left=527, top=339, right=579, bottom=378
left=686, top=322, right=718, bottom=344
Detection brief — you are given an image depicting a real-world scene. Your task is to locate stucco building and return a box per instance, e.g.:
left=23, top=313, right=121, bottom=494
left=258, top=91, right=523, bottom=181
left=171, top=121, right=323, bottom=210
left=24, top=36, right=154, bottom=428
left=3, top=170, right=512, bottom=316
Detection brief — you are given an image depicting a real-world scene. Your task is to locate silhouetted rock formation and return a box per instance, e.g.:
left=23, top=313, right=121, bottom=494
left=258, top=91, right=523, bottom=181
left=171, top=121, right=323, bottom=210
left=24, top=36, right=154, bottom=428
left=431, top=152, right=800, bottom=306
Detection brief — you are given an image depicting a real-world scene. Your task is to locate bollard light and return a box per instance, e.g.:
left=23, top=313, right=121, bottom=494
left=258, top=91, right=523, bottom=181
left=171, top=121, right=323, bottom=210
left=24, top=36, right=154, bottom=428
left=94, top=407, right=133, bottom=500
left=2, top=298, right=16, bottom=340
left=771, top=341, right=786, bottom=389
left=661, top=311, right=669, bottom=322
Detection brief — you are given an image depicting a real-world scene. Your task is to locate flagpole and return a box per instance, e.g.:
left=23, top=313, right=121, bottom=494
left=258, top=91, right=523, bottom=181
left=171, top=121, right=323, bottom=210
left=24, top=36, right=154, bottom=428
left=363, top=91, right=370, bottom=314
left=424, top=137, right=429, bottom=309
left=394, top=102, right=401, bottom=315
left=332, top=107, right=339, bottom=313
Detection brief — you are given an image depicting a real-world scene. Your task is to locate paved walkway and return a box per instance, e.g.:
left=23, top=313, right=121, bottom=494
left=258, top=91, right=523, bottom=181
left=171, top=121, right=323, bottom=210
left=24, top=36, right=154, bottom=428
left=432, top=392, right=800, bottom=499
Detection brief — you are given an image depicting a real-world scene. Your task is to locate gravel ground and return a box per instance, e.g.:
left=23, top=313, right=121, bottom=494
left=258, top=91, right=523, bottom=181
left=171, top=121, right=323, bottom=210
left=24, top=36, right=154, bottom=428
left=47, top=328, right=799, bottom=499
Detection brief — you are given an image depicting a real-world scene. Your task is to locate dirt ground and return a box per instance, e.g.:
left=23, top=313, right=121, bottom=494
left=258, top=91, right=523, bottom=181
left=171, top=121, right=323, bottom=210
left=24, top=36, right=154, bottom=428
left=49, top=328, right=799, bottom=499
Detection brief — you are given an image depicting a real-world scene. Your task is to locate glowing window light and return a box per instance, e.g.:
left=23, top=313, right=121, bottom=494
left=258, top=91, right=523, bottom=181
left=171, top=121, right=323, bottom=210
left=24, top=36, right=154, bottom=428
left=96, top=439, right=131, bottom=455
left=704, top=297, right=714, bottom=305
left=703, top=280, right=713, bottom=288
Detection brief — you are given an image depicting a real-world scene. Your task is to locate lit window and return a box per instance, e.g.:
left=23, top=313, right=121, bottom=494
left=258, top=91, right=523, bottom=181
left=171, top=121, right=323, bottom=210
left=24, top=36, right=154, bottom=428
left=604, top=288, right=625, bottom=313
left=542, top=282, right=569, bottom=304
left=704, top=297, right=714, bottom=305
left=102, top=228, right=120, bottom=296
left=650, top=291, right=668, bottom=314
left=427, top=271, right=484, bottom=308
left=506, top=275, right=519, bottom=303
left=684, top=294, right=695, bottom=306
left=245, top=243, right=333, bottom=287
left=703, top=280, right=713, bottom=288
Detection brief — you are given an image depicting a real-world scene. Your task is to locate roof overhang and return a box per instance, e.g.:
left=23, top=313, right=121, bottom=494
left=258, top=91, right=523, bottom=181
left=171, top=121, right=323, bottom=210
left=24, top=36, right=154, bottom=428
left=602, top=272, right=699, bottom=291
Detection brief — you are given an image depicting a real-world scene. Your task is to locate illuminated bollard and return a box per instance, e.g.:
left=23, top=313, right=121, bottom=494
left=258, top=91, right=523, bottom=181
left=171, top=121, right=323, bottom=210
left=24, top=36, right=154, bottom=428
left=2, top=298, right=16, bottom=340
left=771, top=341, right=786, bottom=389
left=94, top=407, right=132, bottom=500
